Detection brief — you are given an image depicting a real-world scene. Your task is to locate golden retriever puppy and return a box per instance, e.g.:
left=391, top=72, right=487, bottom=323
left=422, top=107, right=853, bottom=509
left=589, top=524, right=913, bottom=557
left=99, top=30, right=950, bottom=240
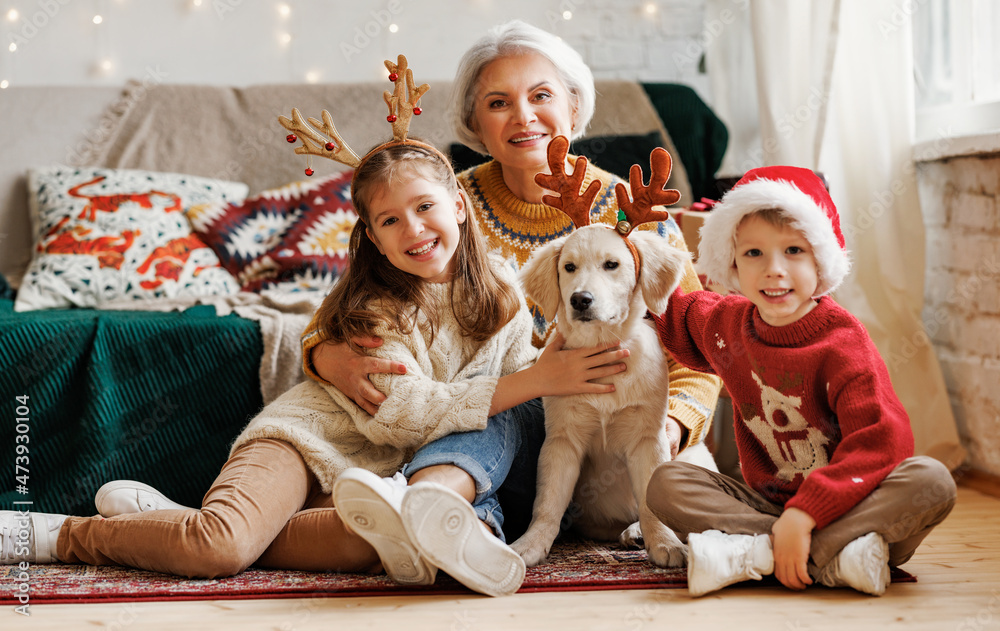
left=511, top=224, right=717, bottom=568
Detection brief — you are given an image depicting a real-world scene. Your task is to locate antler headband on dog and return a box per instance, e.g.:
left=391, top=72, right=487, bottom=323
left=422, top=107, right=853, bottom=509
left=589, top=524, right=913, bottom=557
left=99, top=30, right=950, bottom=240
left=535, top=135, right=681, bottom=281
left=278, top=54, right=447, bottom=211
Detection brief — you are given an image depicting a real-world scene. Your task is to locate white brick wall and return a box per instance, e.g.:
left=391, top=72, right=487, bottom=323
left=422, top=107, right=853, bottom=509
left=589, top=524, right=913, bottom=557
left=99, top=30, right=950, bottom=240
left=1, top=0, right=711, bottom=92
left=562, top=0, right=710, bottom=94
left=917, top=155, right=1000, bottom=476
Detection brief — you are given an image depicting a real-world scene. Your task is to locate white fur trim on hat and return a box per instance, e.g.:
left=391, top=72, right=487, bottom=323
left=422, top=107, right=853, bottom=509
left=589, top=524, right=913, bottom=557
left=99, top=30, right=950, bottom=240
left=696, top=176, right=850, bottom=297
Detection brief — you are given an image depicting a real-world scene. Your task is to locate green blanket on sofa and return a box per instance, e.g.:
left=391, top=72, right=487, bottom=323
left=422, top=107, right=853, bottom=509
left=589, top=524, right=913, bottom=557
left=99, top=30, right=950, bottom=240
left=0, top=300, right=263, bottom=516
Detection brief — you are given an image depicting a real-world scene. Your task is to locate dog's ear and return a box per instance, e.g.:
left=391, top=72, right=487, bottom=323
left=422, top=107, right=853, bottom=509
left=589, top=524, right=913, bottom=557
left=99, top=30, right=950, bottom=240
left=519, top=237, right=566, bottom=320
left=630, top=231, right=692, bottom=314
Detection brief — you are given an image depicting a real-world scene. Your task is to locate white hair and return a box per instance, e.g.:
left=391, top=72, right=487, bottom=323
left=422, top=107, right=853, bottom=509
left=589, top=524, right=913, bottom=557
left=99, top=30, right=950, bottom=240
left=450, top=20, right=596, bottom=155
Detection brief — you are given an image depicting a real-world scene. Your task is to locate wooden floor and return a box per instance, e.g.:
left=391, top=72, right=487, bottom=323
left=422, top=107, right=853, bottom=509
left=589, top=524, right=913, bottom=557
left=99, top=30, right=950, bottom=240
left=6, top=485, right=997, bottom=631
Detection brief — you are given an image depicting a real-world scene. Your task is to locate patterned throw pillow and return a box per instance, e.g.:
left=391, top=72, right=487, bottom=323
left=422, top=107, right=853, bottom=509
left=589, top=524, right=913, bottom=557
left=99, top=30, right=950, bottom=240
left=14, top=166, right=248, bottom=311
left=186, top=171, right=357, bottom=292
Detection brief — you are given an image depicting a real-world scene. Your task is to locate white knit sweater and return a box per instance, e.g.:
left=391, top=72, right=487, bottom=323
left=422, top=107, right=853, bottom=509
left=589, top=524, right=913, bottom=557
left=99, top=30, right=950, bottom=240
left=230, top=258, right=539, bottom=493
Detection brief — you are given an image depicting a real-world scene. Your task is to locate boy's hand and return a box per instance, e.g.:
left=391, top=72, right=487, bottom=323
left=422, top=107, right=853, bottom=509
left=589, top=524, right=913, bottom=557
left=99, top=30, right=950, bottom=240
left=771, top=507, right=816, bottom=591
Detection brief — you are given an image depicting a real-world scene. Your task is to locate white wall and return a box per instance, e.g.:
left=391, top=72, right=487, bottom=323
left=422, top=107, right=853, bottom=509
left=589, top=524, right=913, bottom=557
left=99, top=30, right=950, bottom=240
left=0, top=0, right=709, bottom=93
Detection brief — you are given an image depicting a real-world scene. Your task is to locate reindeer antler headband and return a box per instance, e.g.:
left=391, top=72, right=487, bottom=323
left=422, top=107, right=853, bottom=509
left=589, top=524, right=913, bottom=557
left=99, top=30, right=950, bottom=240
left=278, top=54, right=448, bottom=212
left=535, top=135, right=681, bottom=281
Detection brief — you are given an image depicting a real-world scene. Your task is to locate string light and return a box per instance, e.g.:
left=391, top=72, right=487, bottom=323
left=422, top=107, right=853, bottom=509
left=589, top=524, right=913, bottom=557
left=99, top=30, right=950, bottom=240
left=562, top=10, right=572, bottom=20
left=6, top=9, right=18, bottom=21
left=93, top=15, right=104, bottom=25
left=0, top=80, right=9, bottom=89
left=644, top=2, right=658, bottom=15
left=388, top=23, right=398, bottom=33
left=279, top=32, right=291, bottom=45
left=8, top=43, right=16, bottom=53
left=305, top=70, right=320, bottom=84
left=278, top=3, right=291, bottom=17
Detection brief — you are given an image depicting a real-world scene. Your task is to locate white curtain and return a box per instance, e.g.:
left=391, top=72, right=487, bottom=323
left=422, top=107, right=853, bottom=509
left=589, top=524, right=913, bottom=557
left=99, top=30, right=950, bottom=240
left=705, top=0, right=966, bottom=468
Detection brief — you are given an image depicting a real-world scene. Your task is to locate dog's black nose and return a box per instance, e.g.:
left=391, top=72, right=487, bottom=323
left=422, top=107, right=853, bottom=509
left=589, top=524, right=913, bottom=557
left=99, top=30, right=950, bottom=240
left=570, top=292, right=593, bottom=312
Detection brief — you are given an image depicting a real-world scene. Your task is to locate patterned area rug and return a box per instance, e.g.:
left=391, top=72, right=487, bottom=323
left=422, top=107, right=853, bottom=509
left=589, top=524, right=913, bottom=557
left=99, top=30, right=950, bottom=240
left=0, top=539, right=914, bottom=604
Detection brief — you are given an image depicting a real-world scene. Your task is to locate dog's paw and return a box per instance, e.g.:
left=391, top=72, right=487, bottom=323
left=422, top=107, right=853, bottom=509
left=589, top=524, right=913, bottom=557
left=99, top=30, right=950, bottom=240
left=618, top=522, right=644, bottom=548
left=646, top=541, right=688, bottom=568
left=510, top=534, right=551, bottom=567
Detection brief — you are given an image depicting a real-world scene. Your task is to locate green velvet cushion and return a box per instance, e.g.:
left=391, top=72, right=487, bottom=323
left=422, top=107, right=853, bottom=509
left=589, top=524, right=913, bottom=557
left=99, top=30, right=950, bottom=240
left=641, top=83, right=729, bottom=201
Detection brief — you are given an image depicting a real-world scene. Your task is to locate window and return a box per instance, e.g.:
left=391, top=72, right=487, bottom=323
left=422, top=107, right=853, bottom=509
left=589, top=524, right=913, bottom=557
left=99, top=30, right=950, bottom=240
left=913, top=0, right=1000, bottom=142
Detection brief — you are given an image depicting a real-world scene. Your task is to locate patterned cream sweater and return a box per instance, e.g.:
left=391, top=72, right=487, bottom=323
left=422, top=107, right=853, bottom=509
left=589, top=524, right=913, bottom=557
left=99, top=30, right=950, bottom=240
left=233, top=258, right=538, bottom=493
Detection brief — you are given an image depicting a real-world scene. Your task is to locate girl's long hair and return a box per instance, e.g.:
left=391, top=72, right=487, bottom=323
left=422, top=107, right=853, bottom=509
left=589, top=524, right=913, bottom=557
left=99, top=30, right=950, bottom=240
left=314, top=142, right=521, bottom=349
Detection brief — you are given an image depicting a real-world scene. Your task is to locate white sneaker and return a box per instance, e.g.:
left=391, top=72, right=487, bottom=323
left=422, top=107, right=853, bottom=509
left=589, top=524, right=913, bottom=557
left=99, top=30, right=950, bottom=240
left=95, top=480, right=192, bottom=517
left=687, top=529, right=774, bottom=597
left=817, top=532, right=890, bottom=596
left=401, top=482, right=525, bottom=598
left=332, top=468, right=437, bottom=586
left=1, top=510, right=66, bottom=564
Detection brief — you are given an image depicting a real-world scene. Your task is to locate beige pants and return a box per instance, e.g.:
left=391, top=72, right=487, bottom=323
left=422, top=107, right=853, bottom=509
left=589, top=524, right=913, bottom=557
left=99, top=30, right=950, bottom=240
left=58, top=439, right=380, bottom=578
left=647, top=456, right=956, bottom=571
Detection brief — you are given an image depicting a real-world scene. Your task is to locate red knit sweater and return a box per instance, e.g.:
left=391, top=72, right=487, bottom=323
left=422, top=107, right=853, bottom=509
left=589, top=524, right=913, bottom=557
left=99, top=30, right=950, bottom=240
left=653, top=291, right=914, bottom=529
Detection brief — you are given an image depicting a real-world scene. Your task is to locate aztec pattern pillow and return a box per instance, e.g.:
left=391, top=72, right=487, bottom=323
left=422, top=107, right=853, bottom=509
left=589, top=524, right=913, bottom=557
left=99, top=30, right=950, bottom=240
left=186, top=170, right=358, bottom=292
left=14, top=166, right=248, bottom=311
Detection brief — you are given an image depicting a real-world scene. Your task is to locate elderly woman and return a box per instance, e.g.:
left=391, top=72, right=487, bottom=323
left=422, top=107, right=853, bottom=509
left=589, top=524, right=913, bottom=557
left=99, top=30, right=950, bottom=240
left=450, top=20, right=720, bottom=439
left=305, top=18, right=720, bottom=583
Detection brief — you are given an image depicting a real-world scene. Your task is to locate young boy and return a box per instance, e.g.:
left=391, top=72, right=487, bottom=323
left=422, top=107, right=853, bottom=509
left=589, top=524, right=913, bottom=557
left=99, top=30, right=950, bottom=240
left=647, top=166, right=956, bottom=597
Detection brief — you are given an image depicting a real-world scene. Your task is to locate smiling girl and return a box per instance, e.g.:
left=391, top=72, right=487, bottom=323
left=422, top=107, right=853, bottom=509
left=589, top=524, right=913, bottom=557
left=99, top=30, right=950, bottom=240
left=0, top=140, right=629, bottom=598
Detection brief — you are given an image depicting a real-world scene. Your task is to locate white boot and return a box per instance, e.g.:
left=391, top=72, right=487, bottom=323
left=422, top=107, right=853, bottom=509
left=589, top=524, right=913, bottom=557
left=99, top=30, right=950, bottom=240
left=95, top=480, right=192, bottom=517
left=332, top=468, right=437, bottom=586
left=816, top=532, right=890, bottom=596
left=1, top=510, right=66, bottom=564
left=401, top=482, right=525, bottom=597
left=687, top=529, right=774, bottom=597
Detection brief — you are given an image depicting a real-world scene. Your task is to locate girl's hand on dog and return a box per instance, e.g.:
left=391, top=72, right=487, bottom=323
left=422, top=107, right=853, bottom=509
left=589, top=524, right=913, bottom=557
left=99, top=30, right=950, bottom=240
left=488, top=333, right=628, bottom=416
left=532, top=332, right=628, bottom=396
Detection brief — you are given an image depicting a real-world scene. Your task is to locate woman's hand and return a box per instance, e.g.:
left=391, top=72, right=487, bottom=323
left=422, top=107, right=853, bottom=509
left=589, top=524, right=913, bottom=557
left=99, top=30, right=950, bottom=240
left=311, top=337, right=407, bottom=415
left=664, top=416, right=683, bottom=459
left=531, top=332, right=628, bottom=396
left=771, top=507, right=816, bottom=591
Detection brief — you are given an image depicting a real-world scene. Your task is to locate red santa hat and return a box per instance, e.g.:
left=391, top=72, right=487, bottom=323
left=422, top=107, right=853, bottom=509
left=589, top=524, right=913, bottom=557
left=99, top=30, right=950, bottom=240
left=697, top=165, right=850, bottom=297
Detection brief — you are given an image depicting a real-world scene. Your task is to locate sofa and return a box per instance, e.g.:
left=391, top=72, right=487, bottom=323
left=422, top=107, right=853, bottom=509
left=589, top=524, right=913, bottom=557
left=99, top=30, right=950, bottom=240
left=0, top=79, right=726, bottom=516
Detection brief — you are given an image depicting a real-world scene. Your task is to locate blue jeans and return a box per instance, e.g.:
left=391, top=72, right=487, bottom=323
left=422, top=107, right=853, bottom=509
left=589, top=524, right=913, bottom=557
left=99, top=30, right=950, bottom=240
left=401, top=398, right=545, bottom=543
